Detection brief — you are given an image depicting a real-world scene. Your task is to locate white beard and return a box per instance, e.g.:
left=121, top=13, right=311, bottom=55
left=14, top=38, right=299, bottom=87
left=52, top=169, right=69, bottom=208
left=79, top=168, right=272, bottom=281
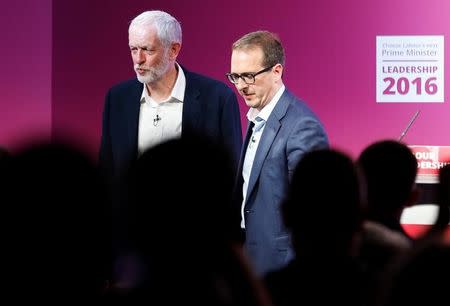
left=135, top=52, right=171, bottom=84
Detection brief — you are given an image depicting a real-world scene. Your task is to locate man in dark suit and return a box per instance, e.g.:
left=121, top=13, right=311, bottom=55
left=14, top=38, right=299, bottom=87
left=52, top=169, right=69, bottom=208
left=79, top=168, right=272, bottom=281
left=228, top=31, right=328, bottom=276
left=99, top=10, right=242, bottom=180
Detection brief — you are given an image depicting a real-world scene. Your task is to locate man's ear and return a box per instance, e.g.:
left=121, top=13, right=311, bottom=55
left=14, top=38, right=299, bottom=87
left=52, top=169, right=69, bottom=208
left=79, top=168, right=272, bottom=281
left=169, top=42, right=181, bottom=60
left=273, top=63, right=284, bottom=81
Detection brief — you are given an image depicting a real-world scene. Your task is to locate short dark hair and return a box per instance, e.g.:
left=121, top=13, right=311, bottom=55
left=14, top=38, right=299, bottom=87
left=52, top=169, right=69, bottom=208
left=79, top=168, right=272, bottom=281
left=232, top=31, right=285, bottom=67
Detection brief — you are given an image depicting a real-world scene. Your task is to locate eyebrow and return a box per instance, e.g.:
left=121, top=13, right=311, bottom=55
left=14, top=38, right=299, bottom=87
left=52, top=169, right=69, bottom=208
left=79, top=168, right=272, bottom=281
left=231, top=71, right=256, bottom=75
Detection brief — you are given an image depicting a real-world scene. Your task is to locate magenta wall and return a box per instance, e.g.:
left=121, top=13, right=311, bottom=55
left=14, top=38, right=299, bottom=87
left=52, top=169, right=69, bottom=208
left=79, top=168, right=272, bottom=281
left=3, top=0, right=449, bottom=157
left=0, top=0, right=52, bottom=151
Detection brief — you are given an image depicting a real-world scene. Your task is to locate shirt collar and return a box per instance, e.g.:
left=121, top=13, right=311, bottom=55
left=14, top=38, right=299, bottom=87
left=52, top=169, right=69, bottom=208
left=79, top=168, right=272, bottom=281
left=140, top=62, right=186, bottom=104
left=246, top=84, right=285, bottom=123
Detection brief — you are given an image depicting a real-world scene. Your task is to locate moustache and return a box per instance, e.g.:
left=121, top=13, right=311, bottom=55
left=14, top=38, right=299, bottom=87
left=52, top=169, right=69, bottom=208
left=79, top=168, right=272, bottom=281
left=134, top=64, right=149, bottom=71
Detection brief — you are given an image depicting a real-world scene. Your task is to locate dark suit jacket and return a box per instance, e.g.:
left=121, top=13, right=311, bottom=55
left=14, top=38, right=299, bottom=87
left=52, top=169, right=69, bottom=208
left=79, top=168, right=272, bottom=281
left=234, top=89, right=329, bottom=276
left=99, top=68, right=242, bottom=180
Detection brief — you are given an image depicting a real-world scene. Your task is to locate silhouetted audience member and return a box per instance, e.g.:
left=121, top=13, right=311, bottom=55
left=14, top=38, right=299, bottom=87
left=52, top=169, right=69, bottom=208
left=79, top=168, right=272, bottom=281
left=264, top=149, right=365, bottom=306
left=375, top=235, right=450, bottom=306
left=0, top=145, right=10, bottom=158
left=0, top=141, right=112, bottom=302
left=0, top=145, right=10, bottom=167
left=358, top=139, right=418, bottom=237
left=357, top=140, right=416, bottom=303
left=112, top=135, right=272, bottom=306
left=414, top=163, right=450, bottom=244
left=433, top=163, right=450, bottom=235
left=0, top=146, right=11, bottom=194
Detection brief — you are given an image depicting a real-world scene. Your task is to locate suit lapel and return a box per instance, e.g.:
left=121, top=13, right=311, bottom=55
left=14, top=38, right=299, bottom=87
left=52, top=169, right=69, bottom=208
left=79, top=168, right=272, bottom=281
left=245, top=119, right=281, bottom=206
left=245, top=91, right=292, bottom=207
left=233, top=121, right=255, bottom=206
left=182, top=71, right=201, bottom=135
left=242, top=121, right=255, bottom=153
left=127, top=80, right=143, bottom=157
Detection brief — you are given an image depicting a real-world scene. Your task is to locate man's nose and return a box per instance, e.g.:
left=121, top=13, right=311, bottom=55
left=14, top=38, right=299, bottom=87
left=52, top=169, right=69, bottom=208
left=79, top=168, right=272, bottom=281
left=235, top=77, right=248, bottom=91
left=135, top=49, right=145, bottom=64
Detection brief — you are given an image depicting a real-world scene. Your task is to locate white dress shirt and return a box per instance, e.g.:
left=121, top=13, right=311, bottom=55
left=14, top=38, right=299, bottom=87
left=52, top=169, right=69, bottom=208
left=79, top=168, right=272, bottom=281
left=138, top=63, right=186, bottom=155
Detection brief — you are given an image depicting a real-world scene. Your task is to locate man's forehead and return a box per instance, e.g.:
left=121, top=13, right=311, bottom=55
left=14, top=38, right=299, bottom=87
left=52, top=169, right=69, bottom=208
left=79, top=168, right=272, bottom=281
left=231, top=49, right=263, bottom=69
left=129, top=25, right=158, bottom=39
left=129, top=27, right=160, bottom=45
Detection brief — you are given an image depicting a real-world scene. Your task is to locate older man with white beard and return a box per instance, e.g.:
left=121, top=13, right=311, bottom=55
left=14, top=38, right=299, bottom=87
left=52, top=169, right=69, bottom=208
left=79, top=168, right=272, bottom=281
left=99, top=10, right=242, bottom=181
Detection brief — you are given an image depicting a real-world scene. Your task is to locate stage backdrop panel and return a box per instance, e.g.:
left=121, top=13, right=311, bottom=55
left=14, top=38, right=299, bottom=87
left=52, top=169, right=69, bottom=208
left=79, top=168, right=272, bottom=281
left=1, top=0, right=449, bottom=237
left=51, top=0, right=450, bottom=158
left=0, top=0, right=52, bottom=150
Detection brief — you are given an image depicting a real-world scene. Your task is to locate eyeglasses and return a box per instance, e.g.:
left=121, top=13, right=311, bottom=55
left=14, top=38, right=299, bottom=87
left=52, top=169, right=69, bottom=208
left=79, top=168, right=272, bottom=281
left=226, top=65, right=274, bottom=84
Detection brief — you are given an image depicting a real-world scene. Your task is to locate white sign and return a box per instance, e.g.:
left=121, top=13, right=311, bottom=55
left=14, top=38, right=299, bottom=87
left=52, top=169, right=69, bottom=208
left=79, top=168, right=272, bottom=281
left=376, top=35, right=444, bottom=103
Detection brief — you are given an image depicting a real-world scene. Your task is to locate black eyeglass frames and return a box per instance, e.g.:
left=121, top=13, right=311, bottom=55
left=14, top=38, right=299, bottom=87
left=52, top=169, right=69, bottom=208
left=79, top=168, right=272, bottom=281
left=226, top=65, right=275, bottom=84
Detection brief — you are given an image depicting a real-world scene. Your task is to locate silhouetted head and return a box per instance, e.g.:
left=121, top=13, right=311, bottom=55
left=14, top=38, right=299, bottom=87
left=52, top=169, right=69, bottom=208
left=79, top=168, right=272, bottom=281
left=1, top=141, right=112, bottom=300
left=115, top=136, right=271, bottom=306
left=125, top=135, right=236, bottom=252
left=0, top=145, right=11, bottom=173
left=0, top=145, right=10, bottom=159
left=432, top=163, right=450, bottom=232
left=282, top=149, right=363, bottom=254
left=358, top=140, right=418, bottom=221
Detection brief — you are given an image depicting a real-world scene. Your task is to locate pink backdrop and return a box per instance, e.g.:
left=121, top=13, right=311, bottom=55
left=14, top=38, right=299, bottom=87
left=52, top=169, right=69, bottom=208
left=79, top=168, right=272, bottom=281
left=0, top=0, right=52, bottom=151
left=2, top=0, right=450, bottom=158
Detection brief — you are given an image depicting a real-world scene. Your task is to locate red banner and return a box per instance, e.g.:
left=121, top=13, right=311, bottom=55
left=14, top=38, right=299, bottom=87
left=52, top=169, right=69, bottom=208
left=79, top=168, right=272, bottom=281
left=409, top=145, right=450, bottom=183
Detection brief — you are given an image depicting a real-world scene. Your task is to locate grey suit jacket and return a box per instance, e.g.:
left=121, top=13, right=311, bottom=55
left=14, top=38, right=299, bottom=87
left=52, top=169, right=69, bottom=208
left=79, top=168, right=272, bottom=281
left=235, top=88, right=329, bottom=276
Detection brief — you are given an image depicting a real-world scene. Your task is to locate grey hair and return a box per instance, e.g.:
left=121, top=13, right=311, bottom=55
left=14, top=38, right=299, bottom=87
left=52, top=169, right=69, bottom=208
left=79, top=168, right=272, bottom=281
left=129, top=10, right=182, bottom=47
